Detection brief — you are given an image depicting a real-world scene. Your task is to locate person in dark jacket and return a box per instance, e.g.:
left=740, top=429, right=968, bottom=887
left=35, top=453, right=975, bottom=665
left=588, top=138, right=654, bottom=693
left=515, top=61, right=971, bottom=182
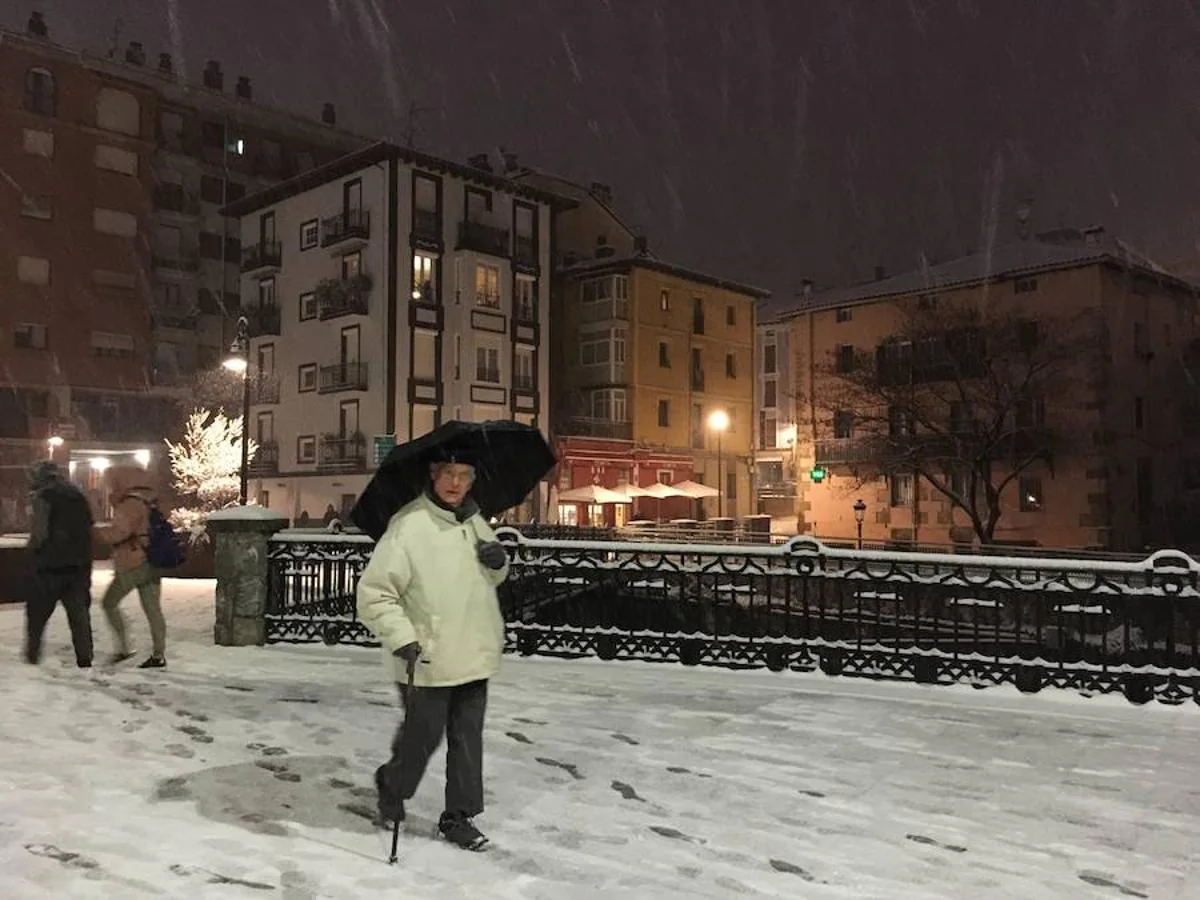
left=25, top=461, right=94, bottom=668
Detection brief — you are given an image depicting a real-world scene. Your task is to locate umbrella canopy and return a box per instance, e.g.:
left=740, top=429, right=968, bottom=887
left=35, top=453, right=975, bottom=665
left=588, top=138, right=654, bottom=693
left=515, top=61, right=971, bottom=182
left=641, top=482, right=687, bottom=498
left=349, top=420, right=555, bottom=540
left=669, top=480, right=720, bottom=499
left=618, top=483, right=656, bottom=497
left=556, top=484, right=633, bottom=504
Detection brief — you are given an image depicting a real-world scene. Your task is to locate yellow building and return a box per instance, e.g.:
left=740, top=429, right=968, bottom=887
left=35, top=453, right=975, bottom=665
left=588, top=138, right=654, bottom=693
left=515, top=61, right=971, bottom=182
left=762, top=229, right=1200, bottom=551
left=509, top=166, right=767, bottom=523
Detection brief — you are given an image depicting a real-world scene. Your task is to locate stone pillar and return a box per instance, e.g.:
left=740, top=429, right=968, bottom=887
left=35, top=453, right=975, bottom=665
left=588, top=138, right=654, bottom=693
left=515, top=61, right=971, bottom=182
left=208, top=506, right=288, bottom=647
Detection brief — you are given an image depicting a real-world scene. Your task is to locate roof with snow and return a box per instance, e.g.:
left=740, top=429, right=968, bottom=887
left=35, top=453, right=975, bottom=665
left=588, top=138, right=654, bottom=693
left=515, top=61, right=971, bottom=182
left=760, top=229, right=1200, bottom=324
left=563, top=254, right=771, bottom=300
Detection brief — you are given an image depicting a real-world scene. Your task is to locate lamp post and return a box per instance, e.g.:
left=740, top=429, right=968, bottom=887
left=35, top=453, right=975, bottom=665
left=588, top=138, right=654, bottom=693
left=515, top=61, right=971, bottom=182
left=708, top=409, right=730, bottom=518
left=223, top=315, right=251, bottom=506
left=853, top=498, right=867, bottom=550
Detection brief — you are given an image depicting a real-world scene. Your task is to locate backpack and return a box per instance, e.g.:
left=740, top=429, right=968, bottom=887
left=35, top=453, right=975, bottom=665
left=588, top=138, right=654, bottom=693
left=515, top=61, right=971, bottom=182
left=143, top=501, right=186, bottom=569
left=36, top=481, right=93, bottom=570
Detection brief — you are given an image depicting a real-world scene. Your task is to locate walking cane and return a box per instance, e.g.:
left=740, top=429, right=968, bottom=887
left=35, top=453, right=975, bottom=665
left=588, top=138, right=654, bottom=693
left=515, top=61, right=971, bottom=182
left=388, top=656, right=416, bottom=865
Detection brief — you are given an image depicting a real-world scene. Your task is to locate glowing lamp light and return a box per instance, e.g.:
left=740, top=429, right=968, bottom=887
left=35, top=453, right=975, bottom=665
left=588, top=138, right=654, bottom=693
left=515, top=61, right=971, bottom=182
left=134, top=449, right=152, bottom=467
left=47, top=435, right=64, bottom=449
left=708, top=409, right=730, bottom=432
left=90, top=457, right=110, bottom=473
left=223, top=356, right=248, bottom=374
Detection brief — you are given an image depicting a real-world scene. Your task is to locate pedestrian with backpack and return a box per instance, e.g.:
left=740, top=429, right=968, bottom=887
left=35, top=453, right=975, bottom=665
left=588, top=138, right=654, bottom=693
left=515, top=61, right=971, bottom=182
left=25, top=461, right=94, bottom=668
left=94, top=465, right=176, bottom=669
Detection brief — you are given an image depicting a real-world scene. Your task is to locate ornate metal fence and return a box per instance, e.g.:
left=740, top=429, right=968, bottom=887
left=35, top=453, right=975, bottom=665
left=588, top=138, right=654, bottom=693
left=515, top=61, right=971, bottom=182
left=263, top=528, right=1200, bottom=706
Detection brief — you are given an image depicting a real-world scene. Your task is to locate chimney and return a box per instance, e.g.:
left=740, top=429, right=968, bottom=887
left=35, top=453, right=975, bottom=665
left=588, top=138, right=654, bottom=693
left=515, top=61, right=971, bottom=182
left=26, top=11, right=48, bottom=38
left=634, top=235, right=649, bottom=257
left=125, top=41, right=146, bottom=66
left=1083, top=225, right=1106, bottom=246
left=874, top=265, right=886, bottom=281
left=801, top=279, right=813, bottom=298
left=590, top=181, right=613, bottom=205
left=501, top=149, right=519, bottom=173
left=158, top=52, right=173, bottom=74
left=235, top=76, right=252, bottom=100
left=202, top=59, right=223, bottom=90
left=321, top=102, right=336, bottom=125
left=467, top=153, right=493, bottom=173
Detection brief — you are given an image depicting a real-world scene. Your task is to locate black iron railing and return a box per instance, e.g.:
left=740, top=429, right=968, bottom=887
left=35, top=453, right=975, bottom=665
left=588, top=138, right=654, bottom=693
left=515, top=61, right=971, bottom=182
left=321, top=209, right=371, bottom=247
left=248, top=440, right=279, bottom=475
left=458, top=220, right=510, bottom=257
left=246, top=305, right=281, bottom=338
left=242, top=241, right=282, bottom=273
left=261, top=531, right=1200, bottom=706
left=318, top=362, right=368, bottom=393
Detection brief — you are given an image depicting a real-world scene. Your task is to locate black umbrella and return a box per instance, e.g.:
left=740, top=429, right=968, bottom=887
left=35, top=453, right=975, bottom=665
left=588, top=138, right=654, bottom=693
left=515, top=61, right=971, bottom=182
left=349, top=420, right=556, bottom=540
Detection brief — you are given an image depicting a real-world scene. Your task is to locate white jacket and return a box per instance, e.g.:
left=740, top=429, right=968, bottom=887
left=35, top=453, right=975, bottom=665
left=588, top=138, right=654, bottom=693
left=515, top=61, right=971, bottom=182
left=356, top=493, right=509, bottom=687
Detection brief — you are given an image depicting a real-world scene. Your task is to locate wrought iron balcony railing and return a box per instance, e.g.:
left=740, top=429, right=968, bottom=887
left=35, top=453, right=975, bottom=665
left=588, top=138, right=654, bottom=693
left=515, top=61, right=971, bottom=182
left=321, top=208, right=371, bottom=247
left=457, top=220, right=510, bottom=257
left=318, top=362, right=369, bottom=394
left=241, top=241, right=282, bottom=273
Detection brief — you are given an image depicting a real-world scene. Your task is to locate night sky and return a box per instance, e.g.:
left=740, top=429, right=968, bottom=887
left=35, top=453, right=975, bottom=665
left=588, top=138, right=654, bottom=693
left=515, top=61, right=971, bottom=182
left=10, top=0, right=1200, bottom=302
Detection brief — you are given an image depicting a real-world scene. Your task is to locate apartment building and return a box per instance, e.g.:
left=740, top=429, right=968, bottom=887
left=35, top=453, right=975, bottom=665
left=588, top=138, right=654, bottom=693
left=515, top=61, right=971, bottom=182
left=765, top=229, right=1200, bottom=551
left=509, top=167, right=767, bottom=525
left=0, top=13, right=367, bottom=529
left=226, top=143, right=566, bottom=523
left=753, top=302, right=798, bottom=518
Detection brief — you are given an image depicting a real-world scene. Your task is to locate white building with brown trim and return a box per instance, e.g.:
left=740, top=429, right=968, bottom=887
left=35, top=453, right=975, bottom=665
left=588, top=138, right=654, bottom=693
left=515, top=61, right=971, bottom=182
left=226, top=143, right=569, bottom=522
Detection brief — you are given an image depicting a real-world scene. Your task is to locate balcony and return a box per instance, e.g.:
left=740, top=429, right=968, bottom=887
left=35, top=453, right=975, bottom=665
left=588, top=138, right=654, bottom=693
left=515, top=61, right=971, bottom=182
left=318, top=361, right=369, bottom=394
left=250, top=374, right=280, bottom=405
left=563, top=417, right=633, bottom=441
left=515, top=301, right=537, bottom=323
left=248, top=440, right=279, bottom=476
left=412, top=208, right=442, bottom=245
left=579, top=298, right=629, bottom=324
left=457, top=220, right=510, bottom=257
left=319, top=432, right=367, bottom=473
left=245, top=304, right=281, bottom=338
left=151, top=308, right=196, bottom=330
left=316, top=273, right=372, bottom=320
left=321, top=208, right=371, bottom=248
left=241, top=241, right=282, bottom=274
left=758, top=481, right=797, bottom=499
left=514, top=234, right=538, bottom=268
left=514, top=374, right=536, bottom=393
left=152, top=251, right=200, bottom=273
left=815, top=437, right=875, bottom=466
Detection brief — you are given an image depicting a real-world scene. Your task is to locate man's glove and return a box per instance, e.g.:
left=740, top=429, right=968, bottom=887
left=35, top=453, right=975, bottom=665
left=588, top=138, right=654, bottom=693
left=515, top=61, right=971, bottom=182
left=476, top=540, right=507, bottom=570
left=392, top=641, right=421, bottom=666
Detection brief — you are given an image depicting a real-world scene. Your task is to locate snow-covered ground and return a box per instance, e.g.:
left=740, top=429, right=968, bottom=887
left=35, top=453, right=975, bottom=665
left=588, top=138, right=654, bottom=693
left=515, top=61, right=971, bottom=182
left=2, top=574, right=1199, bottom=899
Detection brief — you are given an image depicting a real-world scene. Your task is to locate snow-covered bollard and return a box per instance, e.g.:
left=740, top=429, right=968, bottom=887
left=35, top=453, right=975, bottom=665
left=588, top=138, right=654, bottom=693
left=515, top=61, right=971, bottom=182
left=208, top=506, right=289, bottom=646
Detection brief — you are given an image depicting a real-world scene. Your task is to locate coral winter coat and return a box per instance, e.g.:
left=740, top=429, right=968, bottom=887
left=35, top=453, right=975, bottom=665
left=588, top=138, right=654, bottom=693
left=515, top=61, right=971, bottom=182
left=93, top=465, right=155, bottom=573
left=356, top=493, right=510, bottom=688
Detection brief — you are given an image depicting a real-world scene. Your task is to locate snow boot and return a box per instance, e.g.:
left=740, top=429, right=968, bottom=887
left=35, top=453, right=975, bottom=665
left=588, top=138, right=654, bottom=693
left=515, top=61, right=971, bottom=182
left=438, top=812, right=489, bottom=851
left=374, top=765, right=405, bottom=825
left=137, top=656, right=166, bottom=669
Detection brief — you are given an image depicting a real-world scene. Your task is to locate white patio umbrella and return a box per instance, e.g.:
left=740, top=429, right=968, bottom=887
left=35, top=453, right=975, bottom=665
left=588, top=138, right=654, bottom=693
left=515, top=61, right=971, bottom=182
left=556, top=484, right=634, bottom=504
left=641, top=482, right=687, bottom=498
left=669, top=480, right=720, bottom=499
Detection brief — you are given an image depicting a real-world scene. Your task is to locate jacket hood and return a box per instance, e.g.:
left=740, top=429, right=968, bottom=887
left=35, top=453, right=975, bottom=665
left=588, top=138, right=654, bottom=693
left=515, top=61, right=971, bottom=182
left=107, top=465, right=155, bottom=501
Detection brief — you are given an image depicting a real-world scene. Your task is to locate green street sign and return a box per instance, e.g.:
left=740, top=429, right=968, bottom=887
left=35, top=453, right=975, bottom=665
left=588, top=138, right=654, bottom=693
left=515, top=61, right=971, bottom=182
left=373, top=434, right=396, bottom=467
left=810, top=466, right=827, bottom=483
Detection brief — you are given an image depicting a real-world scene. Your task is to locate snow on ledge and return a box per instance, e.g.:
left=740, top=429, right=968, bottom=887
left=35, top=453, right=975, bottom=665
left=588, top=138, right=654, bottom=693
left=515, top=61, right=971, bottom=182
left=207, top=506, right=289, bottom=522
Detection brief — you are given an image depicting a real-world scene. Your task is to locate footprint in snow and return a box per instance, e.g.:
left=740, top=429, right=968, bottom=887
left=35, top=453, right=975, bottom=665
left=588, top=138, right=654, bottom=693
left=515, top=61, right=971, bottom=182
left=1077, top=871, right=1149, bottom=898
left=121, top=719, right=147, bottom=734
left=168, top=863, right=275, bottom=891
left=513, top=717, right=548, bottom=726
left=175, top=709, right=210, bottom=723
left=611, top=733, right=640, bottom=745
left=649, top=826, right=705, bottom=845
left=328, top=777, right=354, bottom=790
left=224, top=684, right=255, bottom=693
left=535, top=757, right=584, bottom=780
left=274, top=772, right=302, bottom=783
left=798, top=789, right=826, bottom=798
left=666, top=766, right=712, bottom=779
left=506, top=731, right=533, bottom=744
left=164, top=744, right=195, bottom=759
left=175, top=725, right=213, bottom=744
left=611, top=781, right=645, bottom=802
left=906, top=833, right=967, bottom=853
left=770, top=859, right=818, bottom=881
left=255, top=760, right=289, bottom=774
left=25, top=843, right=101, bottom=870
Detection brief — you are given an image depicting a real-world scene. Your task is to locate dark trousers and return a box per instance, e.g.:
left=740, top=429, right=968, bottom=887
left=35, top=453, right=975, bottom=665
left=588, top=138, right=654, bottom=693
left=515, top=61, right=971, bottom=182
left=386, top=679, right=489, bottom=818
left=26, top=567, right=93, bottom=666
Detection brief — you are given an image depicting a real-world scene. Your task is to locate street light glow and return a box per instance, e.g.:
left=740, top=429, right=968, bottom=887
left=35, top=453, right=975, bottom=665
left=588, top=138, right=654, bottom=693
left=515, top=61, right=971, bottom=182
left=134, top=449, right=152, bottom=467
left=708, top=409, right=730, bottom=432
left=47, top=435, right=64, bottom=448
left=222, top=355, right=248, bottom=374
left=90, top=457, right=110, bottom=472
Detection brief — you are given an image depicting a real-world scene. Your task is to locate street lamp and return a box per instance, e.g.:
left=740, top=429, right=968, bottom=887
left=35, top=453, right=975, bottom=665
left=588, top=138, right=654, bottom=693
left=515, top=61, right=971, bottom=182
left=853, top=498, right=867, bottom=550
left=223, top=315, right=251, bottom=505
left=708, top=409, right=730, bottom=518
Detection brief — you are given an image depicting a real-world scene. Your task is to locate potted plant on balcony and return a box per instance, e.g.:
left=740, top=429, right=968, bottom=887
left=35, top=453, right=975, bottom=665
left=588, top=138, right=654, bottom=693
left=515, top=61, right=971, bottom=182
left=314, top=272, right=373, bottom=316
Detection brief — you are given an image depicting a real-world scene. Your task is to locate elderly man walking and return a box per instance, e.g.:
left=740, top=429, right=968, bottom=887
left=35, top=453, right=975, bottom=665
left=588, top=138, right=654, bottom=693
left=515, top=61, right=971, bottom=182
left=356, top=451, right=510, bottom=852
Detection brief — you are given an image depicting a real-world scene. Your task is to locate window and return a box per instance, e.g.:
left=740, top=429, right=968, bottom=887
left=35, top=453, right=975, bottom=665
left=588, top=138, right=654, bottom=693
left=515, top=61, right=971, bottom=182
left=14, top=324, right=48, bottom=350
left=725, top=352, right=737, bottom=379
left=660, top=289, right=669, bottom=311
left=692, top=298, right=705, bottom=334
left=1014, top=277, right=1038, bottom=294
left=691, top=402, right=704, bottom=448
left=1019, top=476, right=1043, bottom=512
left=299, top=292, right=316, bottom=321
left=836, top=307, right=852, bottom=323
left=833, top=410, right=854, bottom=439
left=515, top=276, right=536, bottom=319
left=93, top=208, right=138, bottom=237
left=475, top=264, right=500, bottom=308
left=590, top=389, right=627, bottom=422
left=657, top=399, right=670, bottom=427
left=23, top=128, right=54, bottom=158
left=90, top=331, right=135, bottom=358
left=836, top=344, right=855, bottom=373
left=726, top=305, right=735, bottom=326
left=890, top=474, right=914, bottom=507
left=298, top=364, right=317, bottom=393
left=300, top=219, right=319, bottom=250
left=95, top=88, right=140, bottom=137
left=580, top=328, right=624, bottom=366
left=413, top=253, right=437, bottom=303
left=255, top=412, right=275, bottom=444
left=94, top=145, right=138, bottom=175
left=514, top=347, right=535, bottom=391
left=888, top=406, right=914, bottom=436
left=198, top=232, right=223, bottom=259
left=476, top=346, right=500, bottom=383
left=615, top=275, right=629, bottom=302
left=727, top=471, right=737, bottom=501
left=17, top=256, right=50, bottom=285
left=759, top=412, right=777, bottom=448
left=763, top=343, right=777, bottom=374
left=1135, top=396, right=1144, bottom=431
left=20, top=195, right=52, bottom=220
left=258, top=278, right=276, bottom=308
left=465, top=186, right=492, bottom=217
left=691, top=347, right=705, bottom=391
left=297, top=435, right=316, bottom=464
left=24, top=68, right=56, bottom=116
left=658, top=340, right=670, bottom=368
left=763, top=380, right=777, bottom=408
left=341, top=251, right=361, bottom=279
left=414, top=173, right=439, bottom=214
